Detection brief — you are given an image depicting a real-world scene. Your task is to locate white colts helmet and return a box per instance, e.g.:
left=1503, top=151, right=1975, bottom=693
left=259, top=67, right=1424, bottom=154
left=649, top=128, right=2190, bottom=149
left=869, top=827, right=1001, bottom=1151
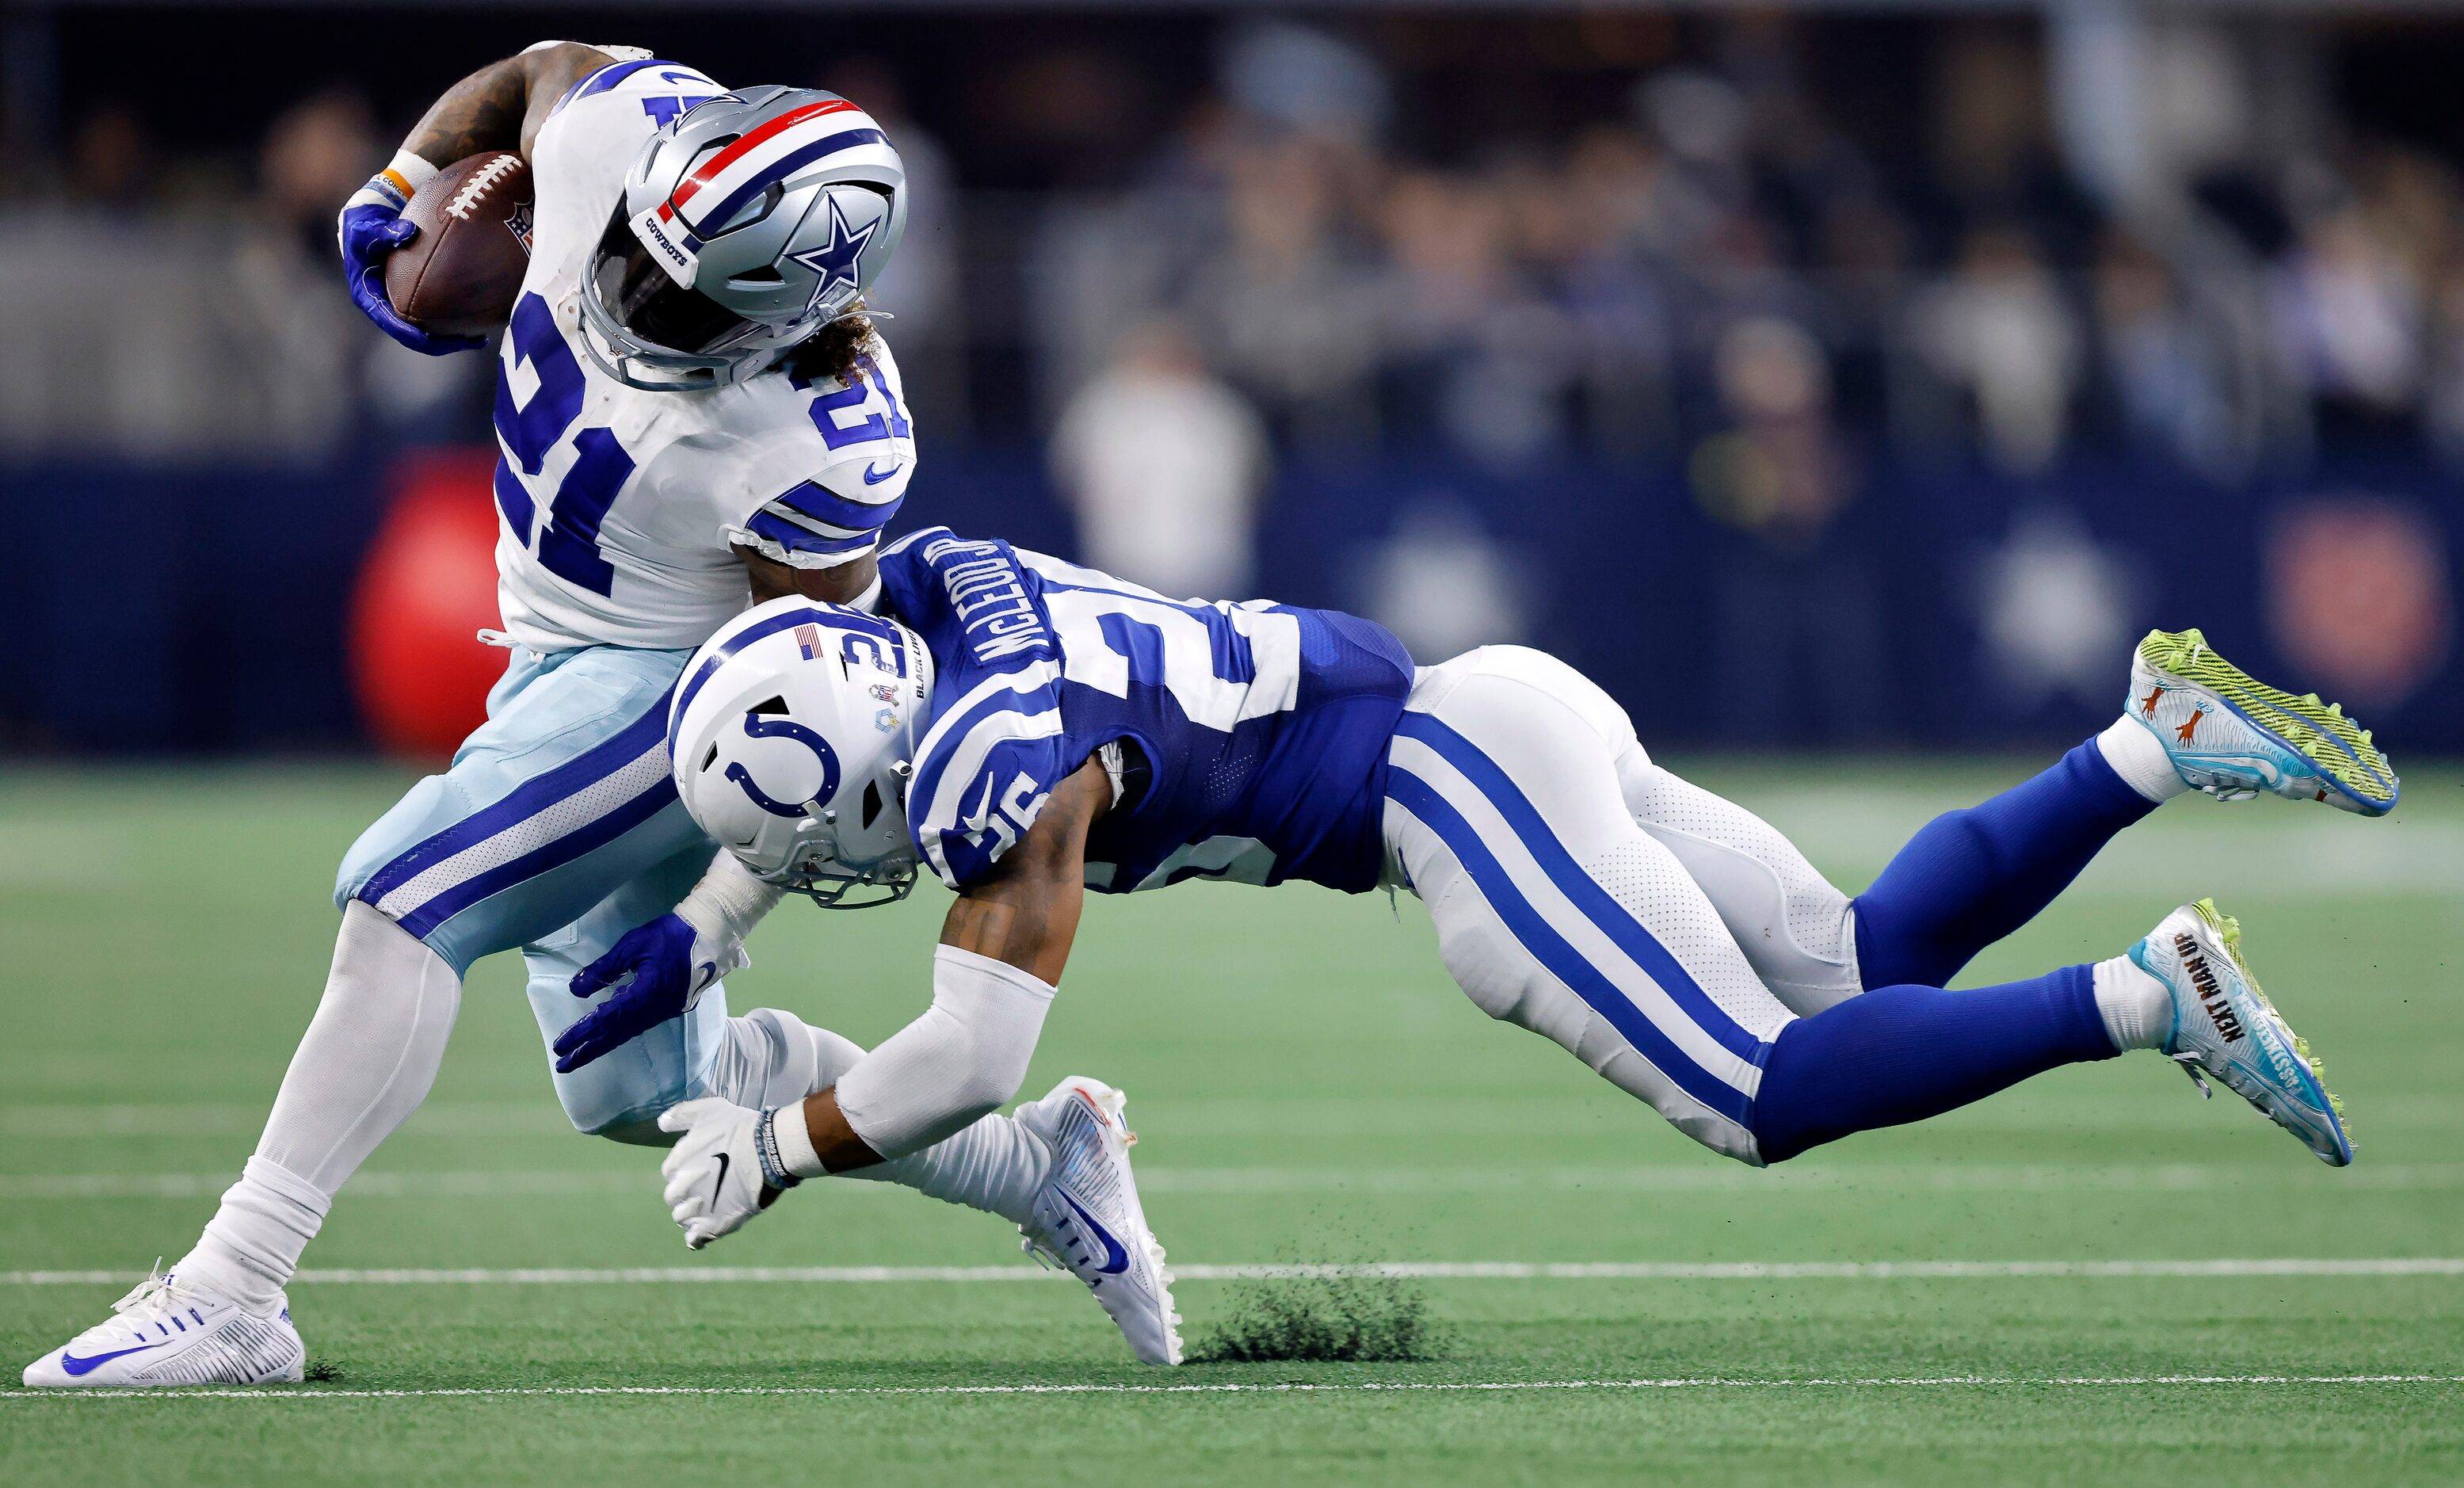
left=669, top=597, right=936, bottom=906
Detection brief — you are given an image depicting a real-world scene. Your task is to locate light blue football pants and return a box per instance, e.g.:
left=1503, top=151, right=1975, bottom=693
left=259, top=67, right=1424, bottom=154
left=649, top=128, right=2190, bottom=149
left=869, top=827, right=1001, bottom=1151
left=335, top=643, right=731, bottom=1138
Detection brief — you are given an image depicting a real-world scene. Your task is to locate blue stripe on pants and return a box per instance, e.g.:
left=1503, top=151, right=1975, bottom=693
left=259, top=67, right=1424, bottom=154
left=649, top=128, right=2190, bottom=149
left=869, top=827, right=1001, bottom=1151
left=338, top=647, right=705, bottom=976
left=393, top=769, right=677, bottom=940
left=1386, top=764, right=1759, bottom=1127
left=359, top=692, right=677, bottom=914
left=1395, top=711, right=1766, bottom=1064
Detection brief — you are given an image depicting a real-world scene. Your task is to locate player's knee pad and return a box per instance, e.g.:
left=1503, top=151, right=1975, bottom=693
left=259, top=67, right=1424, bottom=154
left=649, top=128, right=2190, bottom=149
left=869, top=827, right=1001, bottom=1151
left=1428, top=880, right=1596, bottom=1055
left=550, top=1074, right=661, bottom=1143
left=1638, top=826, right=1860, bottom=1016
left=541, top=994, right=732, bottom=1143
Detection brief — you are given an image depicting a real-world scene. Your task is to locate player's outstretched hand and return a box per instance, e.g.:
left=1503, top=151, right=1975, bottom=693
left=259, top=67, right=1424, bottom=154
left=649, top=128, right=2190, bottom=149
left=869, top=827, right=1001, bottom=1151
left=338, top=201, right=486, bottom=356
left=658, top=1097, right=784, bottom=1250
left=555, top=913, right=723, bottom=1074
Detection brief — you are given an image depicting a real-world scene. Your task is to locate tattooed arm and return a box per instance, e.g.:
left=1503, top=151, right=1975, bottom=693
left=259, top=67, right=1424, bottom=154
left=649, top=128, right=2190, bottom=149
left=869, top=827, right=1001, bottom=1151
left=403, top=42, right=614, bottom=166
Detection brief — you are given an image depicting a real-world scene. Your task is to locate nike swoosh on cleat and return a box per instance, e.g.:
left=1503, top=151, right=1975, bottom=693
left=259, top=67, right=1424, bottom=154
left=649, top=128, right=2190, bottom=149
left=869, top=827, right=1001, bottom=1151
left=1059, top=1192, right=1131, bottom=1275
left=59, top=1341, right=170, bottom=1376
left=861, top=463, right=898, bottom=485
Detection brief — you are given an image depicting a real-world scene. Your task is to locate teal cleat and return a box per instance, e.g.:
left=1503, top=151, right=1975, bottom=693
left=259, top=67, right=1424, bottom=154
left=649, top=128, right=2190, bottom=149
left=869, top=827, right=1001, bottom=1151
left=2127, top=628, right=2398, bottom=815
left=2131, top=899, right=2352, bottom=1167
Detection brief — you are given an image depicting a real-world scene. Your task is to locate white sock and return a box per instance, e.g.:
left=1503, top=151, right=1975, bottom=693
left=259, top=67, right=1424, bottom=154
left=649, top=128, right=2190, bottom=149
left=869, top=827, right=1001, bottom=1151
left=854, top=1116, right=1052, bottom=1227
left=179, top=1158, right=327, bottom=1308
left=2092, top=956, right=2175, bottom=1052
left=2097, top=715, right=2189, bottom=803
left=180, top=903, right=460, bottom=1307
left=719, top=1007, right=1051, bottom=1225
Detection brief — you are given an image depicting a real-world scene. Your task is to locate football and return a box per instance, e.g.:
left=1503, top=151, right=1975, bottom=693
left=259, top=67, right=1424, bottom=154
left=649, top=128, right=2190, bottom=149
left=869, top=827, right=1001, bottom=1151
left=383, top=151, right=535, bottom=338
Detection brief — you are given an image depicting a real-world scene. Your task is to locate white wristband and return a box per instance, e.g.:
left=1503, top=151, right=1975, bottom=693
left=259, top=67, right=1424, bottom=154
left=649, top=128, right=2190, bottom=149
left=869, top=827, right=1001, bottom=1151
left=366, top=150, right=439, bottom=209
left=677, top=850, right=785, bottom=945
left=766, top=1103, right=827, bottom=1181
left=665, top=853, right=784, bottom=1008
left=341, top=151, right=442, bottom=255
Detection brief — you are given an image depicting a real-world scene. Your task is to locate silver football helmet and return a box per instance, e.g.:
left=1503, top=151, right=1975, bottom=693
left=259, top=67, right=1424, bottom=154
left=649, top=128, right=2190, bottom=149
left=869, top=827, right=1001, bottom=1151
left=582, top=86, right=907, bottom=392
left=669, top=597, right=936, bottom=907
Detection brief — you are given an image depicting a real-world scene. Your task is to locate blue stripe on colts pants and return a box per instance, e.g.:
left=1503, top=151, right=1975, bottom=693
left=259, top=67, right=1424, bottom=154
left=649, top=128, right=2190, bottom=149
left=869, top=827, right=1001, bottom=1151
left=1394, top=712, right=1768, bottom=1064
left=1385, top=765, right=1760, bottom=1128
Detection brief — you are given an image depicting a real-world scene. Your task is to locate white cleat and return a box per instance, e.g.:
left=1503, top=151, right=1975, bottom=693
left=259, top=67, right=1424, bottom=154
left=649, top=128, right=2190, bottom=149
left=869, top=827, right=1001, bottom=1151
left=2131, top=900, right=2352, bottom=1167
left=21, top=1265, right=303, bottom=1387
left=1014, top=1077, right=1183, bottom=1365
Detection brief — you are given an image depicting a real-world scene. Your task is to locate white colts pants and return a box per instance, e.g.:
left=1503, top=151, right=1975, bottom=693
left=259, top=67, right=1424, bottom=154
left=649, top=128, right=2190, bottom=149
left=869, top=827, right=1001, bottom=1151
left=1382, top=647, right=1863, bottom=1164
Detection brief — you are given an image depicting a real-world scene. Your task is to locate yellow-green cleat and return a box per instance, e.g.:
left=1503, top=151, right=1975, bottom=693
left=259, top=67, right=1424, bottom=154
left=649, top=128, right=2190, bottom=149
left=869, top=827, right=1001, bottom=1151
left=2127, top=628, right=2399, bottom=816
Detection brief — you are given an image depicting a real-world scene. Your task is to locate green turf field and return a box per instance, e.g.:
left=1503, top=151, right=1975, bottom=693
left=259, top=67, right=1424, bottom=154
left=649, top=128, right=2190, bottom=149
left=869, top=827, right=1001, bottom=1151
left=3, top=761, right=2459, bottom=1486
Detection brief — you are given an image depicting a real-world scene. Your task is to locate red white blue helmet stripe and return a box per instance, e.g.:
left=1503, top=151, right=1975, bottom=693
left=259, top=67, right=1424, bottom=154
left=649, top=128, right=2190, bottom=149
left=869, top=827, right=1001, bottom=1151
left=654, top=98, right=887, bottom=242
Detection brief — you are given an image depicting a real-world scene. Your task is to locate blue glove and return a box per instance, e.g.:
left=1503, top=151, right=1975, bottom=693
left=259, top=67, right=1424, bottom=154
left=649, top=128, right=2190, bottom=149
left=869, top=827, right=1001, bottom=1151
left=338, top=200, right=487, bottom=356
left=554, top=914, right=722, bottom=1073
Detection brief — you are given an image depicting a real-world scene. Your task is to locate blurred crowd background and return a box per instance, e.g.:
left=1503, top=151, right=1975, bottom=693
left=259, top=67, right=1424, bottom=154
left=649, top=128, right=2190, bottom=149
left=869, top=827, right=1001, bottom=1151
left=0, top=2, right=2457, bottom=757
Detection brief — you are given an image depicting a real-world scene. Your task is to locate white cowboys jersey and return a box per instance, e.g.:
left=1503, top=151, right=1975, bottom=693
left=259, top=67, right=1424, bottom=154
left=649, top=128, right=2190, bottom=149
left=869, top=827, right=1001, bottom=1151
left=491, top=51, right=917, bottom=653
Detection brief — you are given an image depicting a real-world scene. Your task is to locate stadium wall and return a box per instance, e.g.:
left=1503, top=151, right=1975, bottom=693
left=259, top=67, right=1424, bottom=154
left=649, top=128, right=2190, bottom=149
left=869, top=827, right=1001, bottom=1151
left=0, top=450, right=2454, bottom=757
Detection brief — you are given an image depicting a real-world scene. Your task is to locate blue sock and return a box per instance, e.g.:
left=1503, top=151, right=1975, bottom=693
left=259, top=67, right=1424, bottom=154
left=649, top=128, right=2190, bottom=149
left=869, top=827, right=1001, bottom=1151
left=1749, top=963, right=2115, bottom=1163
left=1851, top=740, right=2153, bottom=989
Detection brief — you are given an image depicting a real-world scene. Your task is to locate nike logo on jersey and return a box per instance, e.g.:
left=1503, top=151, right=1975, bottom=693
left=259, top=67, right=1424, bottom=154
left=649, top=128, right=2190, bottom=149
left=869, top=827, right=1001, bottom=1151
left=960, top=775, right=1001, bottom=844
left=1059, top=1192, right=1131, bottom=1275
left=59, top=1341, right=171, bottom=1376
left=862, top=462, right=899, bottom=485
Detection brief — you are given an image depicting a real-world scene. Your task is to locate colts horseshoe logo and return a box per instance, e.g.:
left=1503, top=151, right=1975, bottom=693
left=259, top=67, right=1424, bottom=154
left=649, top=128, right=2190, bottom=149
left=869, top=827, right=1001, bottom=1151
left=726, top=714, right=842, bottom=818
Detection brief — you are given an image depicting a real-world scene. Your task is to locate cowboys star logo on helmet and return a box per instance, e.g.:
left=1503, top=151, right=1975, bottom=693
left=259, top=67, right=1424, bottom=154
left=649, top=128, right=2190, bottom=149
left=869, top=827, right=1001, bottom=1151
left=583, top=85, right=907, bottom=391
left=788, top=193, right=881, bottom=319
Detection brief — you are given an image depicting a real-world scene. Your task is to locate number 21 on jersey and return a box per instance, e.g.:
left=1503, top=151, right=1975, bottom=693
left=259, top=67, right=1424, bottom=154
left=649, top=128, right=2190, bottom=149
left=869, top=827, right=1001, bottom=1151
left=493, top=292, right=631, bottom=596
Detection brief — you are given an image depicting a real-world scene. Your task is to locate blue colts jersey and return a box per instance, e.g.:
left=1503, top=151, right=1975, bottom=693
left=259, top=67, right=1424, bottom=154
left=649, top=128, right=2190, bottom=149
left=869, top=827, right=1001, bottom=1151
left=878, top=529, right=1416, bottom=895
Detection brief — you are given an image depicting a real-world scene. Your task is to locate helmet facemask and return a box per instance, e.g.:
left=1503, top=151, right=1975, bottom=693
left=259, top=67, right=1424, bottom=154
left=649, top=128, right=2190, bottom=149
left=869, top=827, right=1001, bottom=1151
left=579, top=208, right=769, bottom=391
left=767, top=754, right=921, bottom=909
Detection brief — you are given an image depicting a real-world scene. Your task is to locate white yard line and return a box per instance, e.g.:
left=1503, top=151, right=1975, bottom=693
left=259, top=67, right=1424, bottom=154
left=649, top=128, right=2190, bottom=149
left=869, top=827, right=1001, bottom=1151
left=10, top=1162, right=2464, bottom=1200
left=13, top=1094, right=2464, bottom=1140
left=5, top=1375, right=2461, bottom=1402
left=6, top=1258, right=2462, bottom=1287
